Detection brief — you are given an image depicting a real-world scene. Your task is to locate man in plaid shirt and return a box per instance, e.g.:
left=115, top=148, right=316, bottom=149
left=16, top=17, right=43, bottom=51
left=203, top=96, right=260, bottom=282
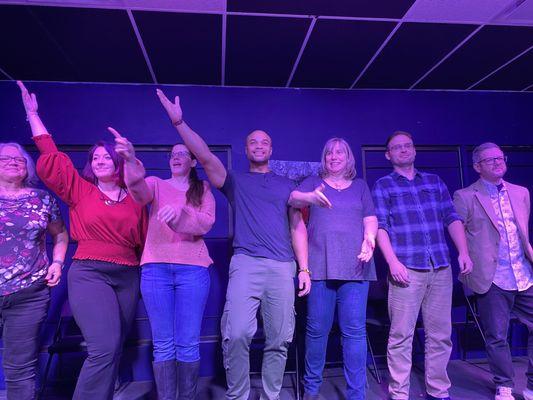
left=372, top=131, right=473, bottom=400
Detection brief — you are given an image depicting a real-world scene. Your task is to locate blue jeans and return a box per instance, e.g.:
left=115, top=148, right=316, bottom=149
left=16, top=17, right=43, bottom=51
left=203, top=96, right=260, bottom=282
left=141, top=263, right=210, bottom=363
left=304, top=280, right=369, bottom=400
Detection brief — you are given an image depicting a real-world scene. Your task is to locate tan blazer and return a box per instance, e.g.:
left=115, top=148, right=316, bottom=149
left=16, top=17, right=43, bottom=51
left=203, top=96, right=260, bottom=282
left=453, top=179, right=533, bottom=294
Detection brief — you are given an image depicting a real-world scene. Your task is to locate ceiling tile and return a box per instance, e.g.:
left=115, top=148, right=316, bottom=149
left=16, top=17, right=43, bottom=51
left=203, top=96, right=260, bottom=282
left=226, top=15, right=310, bottom=86
left=291, top=19, right=396, bottom=88
left=29, top=5, right=152, bottom=83
left=356, top=22, right=476, bottom=88
left=405, top=0, right=512, bottom=23
left=416, top=25, right=533, bottom=89
left=133, top=11, right=222, bottom=85
left=227, top=0, right=416, bottom=19
left=474, top=48, right=533, bottom=90
left=0, top=5, right=78, bottom=81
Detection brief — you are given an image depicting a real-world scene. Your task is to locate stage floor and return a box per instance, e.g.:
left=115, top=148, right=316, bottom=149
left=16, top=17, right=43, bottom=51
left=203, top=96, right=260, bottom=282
left=3, top=357, right=529, bottom=399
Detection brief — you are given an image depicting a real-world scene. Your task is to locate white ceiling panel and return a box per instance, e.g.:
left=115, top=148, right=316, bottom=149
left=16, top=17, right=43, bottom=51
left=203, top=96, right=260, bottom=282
left=404, top=0, right=515, bottom=23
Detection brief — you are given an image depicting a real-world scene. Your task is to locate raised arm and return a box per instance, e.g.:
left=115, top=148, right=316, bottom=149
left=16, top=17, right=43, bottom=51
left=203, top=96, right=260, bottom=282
left=156, top=89, right=227, bottom=188
left=109, top=127, right=154, bottom=205
left=17, top=81, right=50, bottom=137
left=18, top=81, right=91, bottom=205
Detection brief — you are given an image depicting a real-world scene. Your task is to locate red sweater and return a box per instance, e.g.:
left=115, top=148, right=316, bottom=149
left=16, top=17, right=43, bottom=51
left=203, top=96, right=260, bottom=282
left=34, top=134, right=148, bottom=266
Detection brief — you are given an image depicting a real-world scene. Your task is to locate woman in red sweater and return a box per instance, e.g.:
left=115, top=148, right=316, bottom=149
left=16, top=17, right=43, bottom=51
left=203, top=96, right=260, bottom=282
left=17, top=81, right=148, bottom=400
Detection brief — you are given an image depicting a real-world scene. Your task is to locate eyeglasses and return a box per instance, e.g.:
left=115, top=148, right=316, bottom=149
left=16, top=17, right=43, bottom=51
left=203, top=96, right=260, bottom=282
left=388, top=142, right=414, bottom=152
left=478, top=156, right=507, bottom=165
left=168, top=151, right=191, bottom=159
left=0, top=156, right=27, bottom=165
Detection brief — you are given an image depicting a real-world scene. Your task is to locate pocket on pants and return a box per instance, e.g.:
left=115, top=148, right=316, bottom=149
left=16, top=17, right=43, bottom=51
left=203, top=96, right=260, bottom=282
left=283, top=307, right=296, bottom=345
left=221, top=308, right=231, bottom=369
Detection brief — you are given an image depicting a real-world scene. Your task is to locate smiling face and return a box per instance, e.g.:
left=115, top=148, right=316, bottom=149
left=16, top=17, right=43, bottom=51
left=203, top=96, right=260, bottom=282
left=169, top=144, right=196, bottom=177
left=245, top=130, right=272, bottom=165
left=324, top=141, right=348, bottom=176
left=474, top=146, right=507, bottom=183
left=385, top=134, right=416, bottom=168
left=91, top=146, right=118, bottom=182
left=0, top=145, right=27, bottom=186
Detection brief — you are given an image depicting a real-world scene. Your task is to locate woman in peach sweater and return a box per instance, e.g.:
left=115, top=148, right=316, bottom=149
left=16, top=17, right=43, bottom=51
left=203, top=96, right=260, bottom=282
left=111, top=128, right=215, bottom=400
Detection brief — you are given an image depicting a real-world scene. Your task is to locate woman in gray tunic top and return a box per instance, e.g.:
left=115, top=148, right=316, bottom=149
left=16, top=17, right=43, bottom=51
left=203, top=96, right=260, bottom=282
left=289, top=137, right=378, bottom=400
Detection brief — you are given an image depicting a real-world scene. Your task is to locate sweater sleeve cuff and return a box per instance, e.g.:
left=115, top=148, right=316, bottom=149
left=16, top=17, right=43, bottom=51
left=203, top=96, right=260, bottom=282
left=32, top=134, right=58, bottom=154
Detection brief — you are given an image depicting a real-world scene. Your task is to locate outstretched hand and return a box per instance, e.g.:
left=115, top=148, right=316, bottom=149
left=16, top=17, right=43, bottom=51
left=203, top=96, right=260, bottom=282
left=310, top=184, right=332, bottom=208
left=156, top=89, right=183, bottom=126
left=17, top=81, right=38, bottom=115
left=108, top=127, right=135, bottom=162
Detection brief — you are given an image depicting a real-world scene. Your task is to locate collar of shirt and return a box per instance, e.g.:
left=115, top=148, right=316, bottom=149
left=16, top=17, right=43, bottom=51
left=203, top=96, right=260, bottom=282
left=390, top=169, right=422, bottom=182
left=481, top=179, right=506, bottom=197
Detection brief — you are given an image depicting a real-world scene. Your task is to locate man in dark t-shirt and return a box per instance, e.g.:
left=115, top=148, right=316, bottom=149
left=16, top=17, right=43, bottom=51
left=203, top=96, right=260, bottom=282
left=156, top=90, right=311, bottom=400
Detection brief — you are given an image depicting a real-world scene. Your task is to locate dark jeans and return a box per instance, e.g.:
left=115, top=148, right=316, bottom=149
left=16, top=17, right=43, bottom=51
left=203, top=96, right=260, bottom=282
left=140, top=263, right=210, bottom=363
left=68, top=260, right=140, bottom=400
left=303, top=280, right=369, bottom=400
left=477, top=283, right=533, bottom=390
left=0, top=281, right=50, bottom=400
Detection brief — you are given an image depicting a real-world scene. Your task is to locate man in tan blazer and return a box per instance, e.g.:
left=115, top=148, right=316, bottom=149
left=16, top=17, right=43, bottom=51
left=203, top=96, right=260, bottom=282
left=454, top=142, right=533, bottom=400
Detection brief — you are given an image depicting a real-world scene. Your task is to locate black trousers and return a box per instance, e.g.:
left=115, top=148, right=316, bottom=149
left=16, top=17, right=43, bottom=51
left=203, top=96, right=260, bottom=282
left=0, top=281, right=50, bottom=400
left=68, top=260, right=140, bottom=400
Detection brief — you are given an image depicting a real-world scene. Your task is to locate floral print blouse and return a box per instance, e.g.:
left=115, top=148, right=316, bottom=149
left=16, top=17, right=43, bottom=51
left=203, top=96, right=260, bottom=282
left=0, top=189, right=62, bottom=295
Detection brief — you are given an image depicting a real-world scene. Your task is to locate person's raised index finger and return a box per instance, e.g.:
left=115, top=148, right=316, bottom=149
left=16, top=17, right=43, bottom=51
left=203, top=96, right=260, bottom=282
left=16, top=80, right=28, bottom=92
left=156, top=88, right=169, bottom=101
left=107, top=127, right=123, bottom=139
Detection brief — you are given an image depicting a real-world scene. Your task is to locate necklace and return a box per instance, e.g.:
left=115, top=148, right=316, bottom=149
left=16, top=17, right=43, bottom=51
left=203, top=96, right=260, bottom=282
left=326, top=178, right=350, bottom=192
left=98, top=185, right=124, bottom=206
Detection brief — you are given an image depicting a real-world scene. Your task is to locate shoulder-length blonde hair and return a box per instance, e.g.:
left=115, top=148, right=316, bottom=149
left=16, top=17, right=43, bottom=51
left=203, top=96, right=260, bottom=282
left=319, top=137, right=357, bottom=180
left=0, top=142, right=39, bottom=187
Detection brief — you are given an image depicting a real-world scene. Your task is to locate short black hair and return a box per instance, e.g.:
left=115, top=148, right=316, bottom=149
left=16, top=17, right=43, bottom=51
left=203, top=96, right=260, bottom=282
left=385, top=131, right=413, bottom=149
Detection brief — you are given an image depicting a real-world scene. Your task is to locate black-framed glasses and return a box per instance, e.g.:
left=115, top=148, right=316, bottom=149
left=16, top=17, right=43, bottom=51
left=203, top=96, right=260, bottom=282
left=388, top=142, right=414, bottom=152
left=478, top=155, right=507, bottom=165
left=0, top=155, right=27, bottom=165
left=167, top=151, right=191, bottom=160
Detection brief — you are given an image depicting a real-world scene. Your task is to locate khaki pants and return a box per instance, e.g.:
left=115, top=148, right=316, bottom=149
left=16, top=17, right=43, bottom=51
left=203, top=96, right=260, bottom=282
left=221, top=254, right=296, bottom=400
left=387, top=267, right=453, bottom=399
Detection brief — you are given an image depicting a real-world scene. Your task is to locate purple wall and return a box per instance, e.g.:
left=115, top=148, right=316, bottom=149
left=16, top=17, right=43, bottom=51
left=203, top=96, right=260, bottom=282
left=1, top=82, right=532, bottom=171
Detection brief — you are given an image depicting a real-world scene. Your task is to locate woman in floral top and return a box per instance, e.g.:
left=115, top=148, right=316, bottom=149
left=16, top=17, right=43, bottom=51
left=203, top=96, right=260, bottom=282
left=0, top=142, right=68, bottom=400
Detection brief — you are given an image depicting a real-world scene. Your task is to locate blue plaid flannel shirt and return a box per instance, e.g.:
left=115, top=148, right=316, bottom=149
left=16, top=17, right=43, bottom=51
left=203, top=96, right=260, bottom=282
left=371, top=170, right=462, bottom=270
